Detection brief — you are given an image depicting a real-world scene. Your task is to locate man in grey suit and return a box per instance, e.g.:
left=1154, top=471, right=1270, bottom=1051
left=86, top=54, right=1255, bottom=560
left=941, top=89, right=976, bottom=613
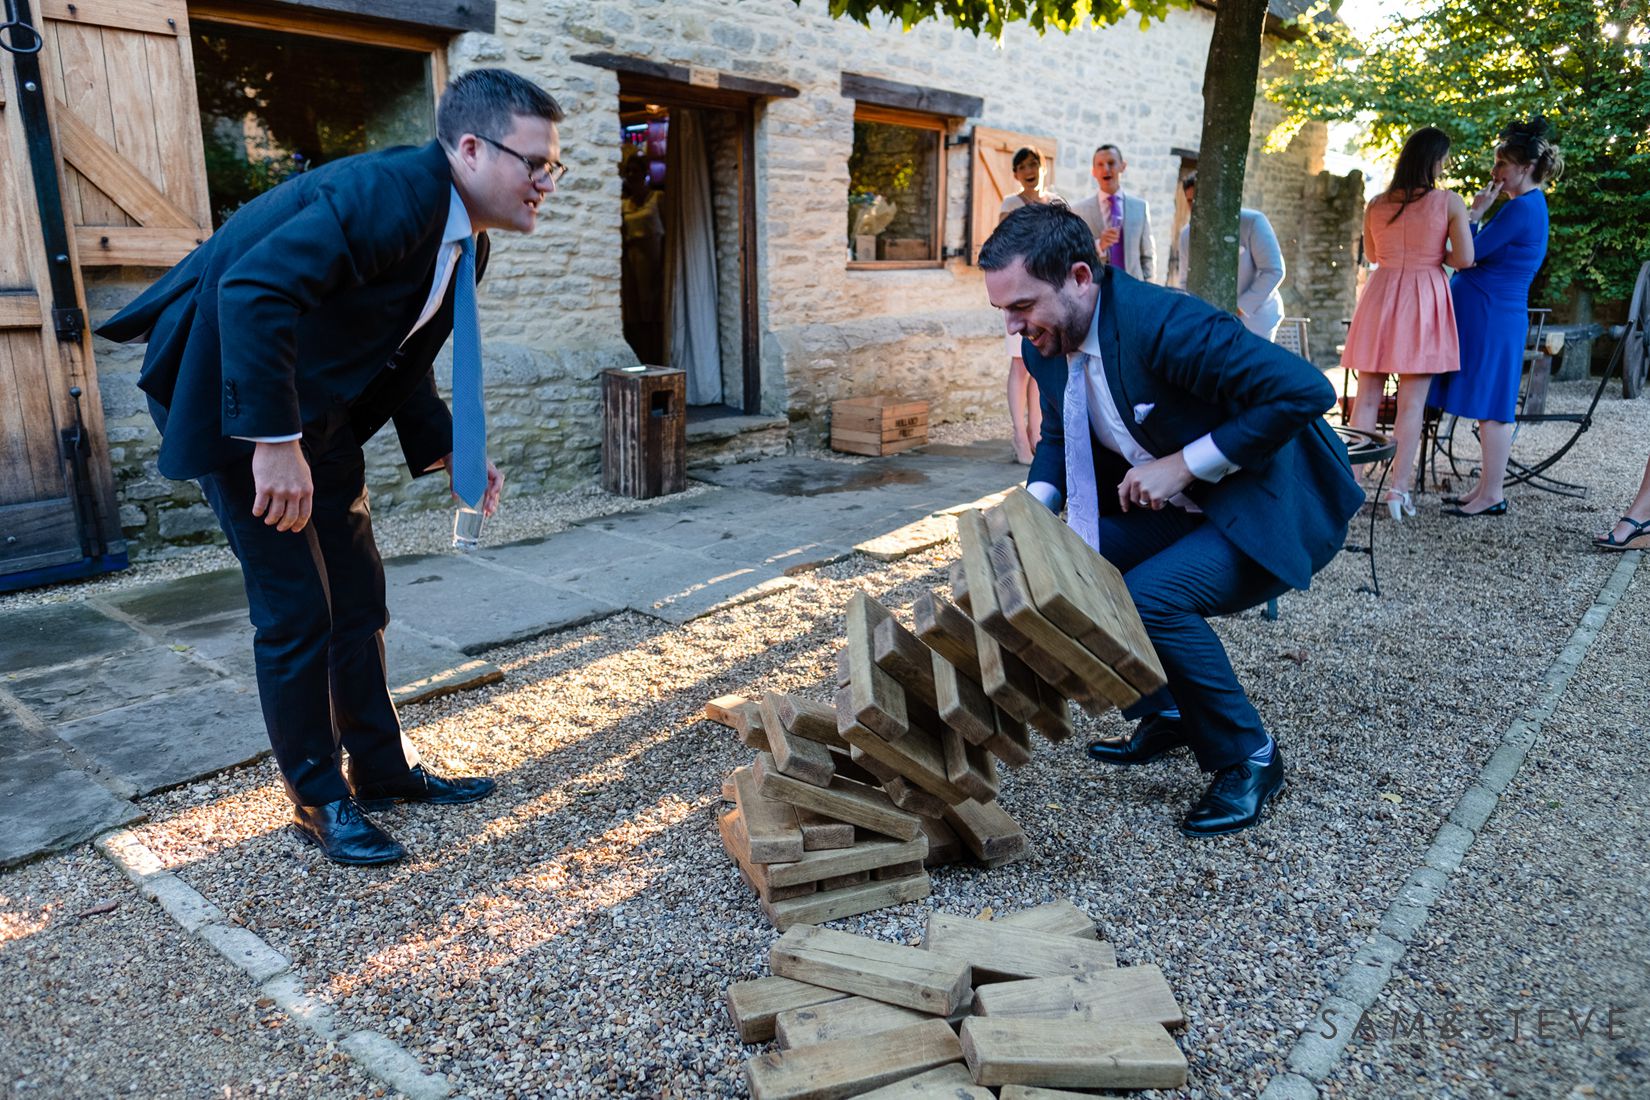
left=1175, top=172, right=1286, bottom=341
left=1071, top=144, right=1155, bottom=282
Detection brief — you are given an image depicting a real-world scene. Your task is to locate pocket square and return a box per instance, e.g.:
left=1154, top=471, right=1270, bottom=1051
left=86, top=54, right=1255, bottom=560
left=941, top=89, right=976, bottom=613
left=1132, top=402, right=1155, bottom=425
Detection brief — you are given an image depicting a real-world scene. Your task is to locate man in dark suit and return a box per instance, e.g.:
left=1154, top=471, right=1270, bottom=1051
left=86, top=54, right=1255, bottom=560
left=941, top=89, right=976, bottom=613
left=980, top=202, right=1362, bottom=836
left=97, top=69, right=566, bottom=865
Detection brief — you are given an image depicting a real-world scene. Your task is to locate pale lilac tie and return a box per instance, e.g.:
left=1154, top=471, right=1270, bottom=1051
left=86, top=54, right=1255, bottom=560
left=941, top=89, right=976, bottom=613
left=1063, top=353, right=1100, bottom=551
left=1107, top=194, right=1126, bottom=270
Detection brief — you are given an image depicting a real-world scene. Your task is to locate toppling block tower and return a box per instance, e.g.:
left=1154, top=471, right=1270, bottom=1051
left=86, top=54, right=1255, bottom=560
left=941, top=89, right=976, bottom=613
left=712, top=487, right=1166, bottom=929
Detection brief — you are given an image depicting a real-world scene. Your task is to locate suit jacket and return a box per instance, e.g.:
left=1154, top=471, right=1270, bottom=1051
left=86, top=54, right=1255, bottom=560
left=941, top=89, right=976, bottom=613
left=97, top=141, right=487, bottom=481
left=1072, top=191, right=1155, bottom=282
left=1176, top=208, right=1285, bottom=338
left=1023, top=266, right=1362, bottom=591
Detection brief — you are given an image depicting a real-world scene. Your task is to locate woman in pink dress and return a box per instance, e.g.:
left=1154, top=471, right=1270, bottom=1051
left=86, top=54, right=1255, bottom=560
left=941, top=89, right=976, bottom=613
left=1343, top=127, right=1476, bottom=520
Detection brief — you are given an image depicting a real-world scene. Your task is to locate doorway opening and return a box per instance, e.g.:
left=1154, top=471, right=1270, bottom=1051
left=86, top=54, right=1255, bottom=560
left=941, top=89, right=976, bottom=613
left=617, top=76, right=759, bottom=413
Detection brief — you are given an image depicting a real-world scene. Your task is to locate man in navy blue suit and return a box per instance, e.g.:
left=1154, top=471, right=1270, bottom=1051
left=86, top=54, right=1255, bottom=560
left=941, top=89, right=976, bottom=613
left=980, top=202, right=1362, bottom=836
left=98, top=70, right=566, bottom=866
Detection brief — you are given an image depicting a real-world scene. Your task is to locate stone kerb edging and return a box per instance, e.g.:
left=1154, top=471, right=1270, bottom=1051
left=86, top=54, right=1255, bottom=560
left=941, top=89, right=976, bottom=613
left=94, top=829, right=453, bottom=1100
left=1260, top=549, right=1644, bottom=1100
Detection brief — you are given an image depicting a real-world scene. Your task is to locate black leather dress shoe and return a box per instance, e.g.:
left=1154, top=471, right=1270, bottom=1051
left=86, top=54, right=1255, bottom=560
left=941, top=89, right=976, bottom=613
left=1180, top=750, right=1285, bottom=837
left=1087, top=713, right=1190, bottom=766
left=291, top=799, right=406, bottom=866
left=350, top=764, right=496, bottom=811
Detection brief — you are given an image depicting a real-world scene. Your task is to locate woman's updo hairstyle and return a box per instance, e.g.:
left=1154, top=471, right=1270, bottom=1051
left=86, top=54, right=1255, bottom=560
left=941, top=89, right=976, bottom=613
left=1496, top=116, right=1564, bottom=183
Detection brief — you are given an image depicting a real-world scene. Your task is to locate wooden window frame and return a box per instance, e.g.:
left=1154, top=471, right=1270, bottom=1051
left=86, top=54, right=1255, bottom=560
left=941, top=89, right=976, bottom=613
left=188, top=2, right=449, bottom=87
left=846, top=102, right=948, bottom=271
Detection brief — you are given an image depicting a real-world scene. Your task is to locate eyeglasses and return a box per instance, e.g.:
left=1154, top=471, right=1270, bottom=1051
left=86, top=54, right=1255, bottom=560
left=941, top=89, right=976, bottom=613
left=477, top=134, right=567, bottom=184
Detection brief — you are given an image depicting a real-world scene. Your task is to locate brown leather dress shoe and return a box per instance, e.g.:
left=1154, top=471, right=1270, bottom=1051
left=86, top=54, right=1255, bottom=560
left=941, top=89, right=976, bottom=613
left=291, top=799, right=406, bottom=865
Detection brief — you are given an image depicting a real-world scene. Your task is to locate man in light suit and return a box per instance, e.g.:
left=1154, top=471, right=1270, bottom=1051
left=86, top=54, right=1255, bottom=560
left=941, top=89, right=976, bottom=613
left=982, top=203, right=1362, bottom=836
left=1071, top=144, right=1155, bottom=282
left=97, top=70, right=566, bottom=866
left=1175, top=172, right=1286, bottom=341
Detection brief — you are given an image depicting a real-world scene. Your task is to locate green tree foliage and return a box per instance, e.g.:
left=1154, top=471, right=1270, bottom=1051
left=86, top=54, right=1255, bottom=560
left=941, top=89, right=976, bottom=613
left=1267, top=0, right=1650, bottom=303
left=809, top=0, right=1191, bottom=38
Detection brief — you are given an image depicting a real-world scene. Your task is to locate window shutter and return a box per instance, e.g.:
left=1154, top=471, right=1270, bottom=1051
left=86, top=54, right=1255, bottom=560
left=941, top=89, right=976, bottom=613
left=37, top=0, right=212, bottom=266
left=969, top=126, right=1057, bottom=264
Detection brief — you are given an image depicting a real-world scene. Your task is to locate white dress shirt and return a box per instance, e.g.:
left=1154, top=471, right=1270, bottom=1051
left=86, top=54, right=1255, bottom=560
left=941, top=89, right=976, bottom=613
left=236, top=186, right=473, bottom=444
left=1027, top=291, right=1237, bottom=513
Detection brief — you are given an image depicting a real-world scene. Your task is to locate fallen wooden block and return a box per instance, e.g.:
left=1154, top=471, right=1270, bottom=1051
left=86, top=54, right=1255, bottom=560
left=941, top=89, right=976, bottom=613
left=949, top=560, right=970, bottom=614
left=764, top=832, right=928, bottom=889
left=760, top=871, right=932, bottom=932
left=994, top=899, right=1097, bottom=939
left=1029, top=682, right=1074, bottom=743
left=707, top=694, right=760, bottom=730
left=732, top=765, right=805, bottom=863
left=763, top=692, right=837, bottom=788
left=932, top=650, right=997, bottom=746
left=913, top=591, right=980, bottom=672
left=838, top=696, right=973, bottom=806
left=746, top=1018, right=963, bottom=1100
left=872, top=613, right=940, bottom=711
left=770, top=925, right=972, bottom=1015
left=997, top=1087, right=1129, bottom=1100
left=959, top=1017, right=1188, bottom=1090
left=940, top=722, right=999, bottom=802
left=845, top=592, right=911, bottom=740
left=987, top=711, right=1034, bottom=766
left=919, top=817, right=963, bottom=866
left=797, top=809, right=855, bottom=851
left=853, top=1062, right=991, bottom=1099
left=726, top=975, right=849, bottom=1044
left=882, top=775, right=950, bottom=819
left=820, top=869, right=869, bottom=890
left=754, top=754, right=922, bottom=841
left=923, top=913, right=1116, bottom=982
left=775, top=693, right=845, bottom=747
left=774, top=995, right=930, bottom=1049
left=943, top=798, right=1029, bottom=864
left=973, top=623, right=1040, bottom=723
left=735, top=859, right=820, bottom=903
left=721, top=809, right=817, bottom=902
left=873, top=859, right=925, bottom=881
left=971, top=965, right=1185, bottom=1029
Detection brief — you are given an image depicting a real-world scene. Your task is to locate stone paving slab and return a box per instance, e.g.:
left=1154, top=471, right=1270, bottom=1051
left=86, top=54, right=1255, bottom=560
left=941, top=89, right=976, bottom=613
left=0, top=709, right=144, bottom=868
left=105, top=568, right=248, bottom=627
left=5, top=642, right=222, bottom=724
left=384, top=552, right=621, bottom=654
left=54, top=684, right=267, bottom=797
left=0, top=603, right=146, bottom=674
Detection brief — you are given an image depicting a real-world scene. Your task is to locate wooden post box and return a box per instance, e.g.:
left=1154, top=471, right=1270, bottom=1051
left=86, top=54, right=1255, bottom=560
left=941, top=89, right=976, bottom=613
left=602, top=366, right=686, bottom=499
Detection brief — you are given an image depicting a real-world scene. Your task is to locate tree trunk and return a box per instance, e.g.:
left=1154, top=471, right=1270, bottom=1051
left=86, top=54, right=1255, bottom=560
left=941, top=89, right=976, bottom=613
left=1185, top=0, right=1271, bottom=314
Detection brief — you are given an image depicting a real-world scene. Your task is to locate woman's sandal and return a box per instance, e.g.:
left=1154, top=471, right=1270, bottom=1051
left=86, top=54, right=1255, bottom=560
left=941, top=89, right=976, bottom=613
left=1594, top=515, right=1650, bottom=551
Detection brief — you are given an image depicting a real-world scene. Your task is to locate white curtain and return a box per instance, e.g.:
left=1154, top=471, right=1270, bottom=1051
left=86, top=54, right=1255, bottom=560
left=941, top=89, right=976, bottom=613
left=663, top=108, right=723, bottom=405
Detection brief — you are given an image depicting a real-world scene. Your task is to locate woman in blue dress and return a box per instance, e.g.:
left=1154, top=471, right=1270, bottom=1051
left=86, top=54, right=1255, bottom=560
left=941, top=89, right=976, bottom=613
left=1431, top=117, right=1563, bottom=517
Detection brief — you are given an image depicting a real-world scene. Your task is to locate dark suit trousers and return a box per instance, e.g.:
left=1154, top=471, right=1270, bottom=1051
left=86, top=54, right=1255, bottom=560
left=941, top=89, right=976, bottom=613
left=198, top=418, right=419, bottom=806
left=1098, top=506, right=1289, bottom=771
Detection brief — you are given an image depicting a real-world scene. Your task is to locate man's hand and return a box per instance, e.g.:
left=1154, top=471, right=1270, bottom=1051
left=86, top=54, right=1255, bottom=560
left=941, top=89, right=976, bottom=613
left=441, top=454, right=504, bottom=517
left=1118, top=451, right=1194, bottom=512
left=1096, top=226, right=1121, bottom=253
left=251, top=440, right=313, bottom=532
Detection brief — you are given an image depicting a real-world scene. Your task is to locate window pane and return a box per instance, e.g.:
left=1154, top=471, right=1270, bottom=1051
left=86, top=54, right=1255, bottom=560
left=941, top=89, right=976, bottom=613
left=193, top=22, right=435, bottom=227
left=848, top=120, right=937, bottom=262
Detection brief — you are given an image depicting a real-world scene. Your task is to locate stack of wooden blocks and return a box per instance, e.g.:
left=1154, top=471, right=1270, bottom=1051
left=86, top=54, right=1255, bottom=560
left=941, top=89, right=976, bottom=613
left=830, top=396, right=929, bottom=456
left=725, top=898, right=1190, bottom=1097
left=710, top=487, right=1167, bottom=931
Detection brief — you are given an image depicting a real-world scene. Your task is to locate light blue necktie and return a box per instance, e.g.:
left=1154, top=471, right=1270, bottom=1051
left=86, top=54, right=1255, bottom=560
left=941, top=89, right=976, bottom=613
left=450, top=237, right=486, bottom=509
left=1063, top=353, right=1100, bottom=551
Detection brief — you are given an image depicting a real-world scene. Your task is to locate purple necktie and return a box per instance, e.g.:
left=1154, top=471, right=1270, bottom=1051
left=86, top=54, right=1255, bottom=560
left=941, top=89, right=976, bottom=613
left=1107, top=194, right=1126, bottom=270
left=1063, top=353, right=1100, bottom=551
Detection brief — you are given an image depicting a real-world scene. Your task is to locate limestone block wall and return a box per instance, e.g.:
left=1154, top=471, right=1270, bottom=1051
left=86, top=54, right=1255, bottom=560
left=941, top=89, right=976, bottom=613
left=85, top=0, right=1358, bottom=554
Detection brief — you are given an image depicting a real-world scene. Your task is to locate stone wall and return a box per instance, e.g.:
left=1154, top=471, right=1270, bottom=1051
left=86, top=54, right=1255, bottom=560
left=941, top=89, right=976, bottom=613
left=86, top=0, right=1359, bottom=554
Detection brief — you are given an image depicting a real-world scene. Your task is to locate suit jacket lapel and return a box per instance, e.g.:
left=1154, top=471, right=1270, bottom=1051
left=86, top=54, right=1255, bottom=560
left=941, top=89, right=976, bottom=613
left=1097, top=267, right=1136, bottom=445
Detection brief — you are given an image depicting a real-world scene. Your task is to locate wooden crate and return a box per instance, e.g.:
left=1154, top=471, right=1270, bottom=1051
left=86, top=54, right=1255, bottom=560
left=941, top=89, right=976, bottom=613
left=602, top=366, right=686, bottom=498
left=831, top=396, right=929, bottom=456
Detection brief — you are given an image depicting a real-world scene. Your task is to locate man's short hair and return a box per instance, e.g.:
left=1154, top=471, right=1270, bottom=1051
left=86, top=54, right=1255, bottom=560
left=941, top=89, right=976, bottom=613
left=1093, top=143, right=1124, bottom=159
left=437, top=69, right=564, bottom=147
left=977, top=202, right=1100, bottom=289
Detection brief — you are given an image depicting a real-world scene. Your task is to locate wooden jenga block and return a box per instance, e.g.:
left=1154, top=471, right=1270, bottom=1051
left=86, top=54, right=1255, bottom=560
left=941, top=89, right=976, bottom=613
left=854, top=1063, right=990, bottom=1099
left=995, top=899, right=1098, bottom=938
left=754, top=753, right=922, bottom=840
left=872, top=859, right=925, bottom=881
left=971, top=965, right=1185, bottom=1029
left=974, top=624, right=1040, bottom=722
left=770, top=926, right=972, bottom=1014
left=774, top=995, right=931, bottom=1050
left=933, top=651, right=997, bottom=746
left=986, top=710, right=1034, bottom=767
left=775, top=693, right=845, bottom=747
left=949, top=560, right=970, bottom=613
left=764, top=832, right=929, bottom=889
left=796, top=809, right=855, bottom=851
left=913, top=591, right=981, bottom=672
left=958, top=1017, right=1188, bottom=1090
left=922, top=913, right=1117, bottom=982
left=920, top=816, right=963, bottom=866
left=720, top=774, right=738, bottom=802
left=1029, top=681, right=1074, bottom=743
left=882, top=775, right=950, bottom=819
left=707, top=694, right=760, bottom=729
left=731, top=765, right=805, bottom=862
left=746, top=1019, right=963, bottom=1099
left=820, top=869, right=869, bottom=890
left=996, top=1087, right=1121, bottom=1100
left=721, top=809, right=819, bottom=903
left=940, top=722, right=998, bottom=802
left=838, top=698, right=973, bottom=806
left=835, top=647, right=851, bottom=687
left=943, top=799, right=1029, bottom=864
left=996, top=489, right=1166, bottom=694
left=735, top=859, right=819, bottom=902
left=726, top=976, right=849, bottom=1043
left=762, top=692, right=837, bottom=788
left=845, top=592, right=910, bottom=741
left=872, top=614, right=940, bottom=710
left=760, top=871, right=933, bottom=931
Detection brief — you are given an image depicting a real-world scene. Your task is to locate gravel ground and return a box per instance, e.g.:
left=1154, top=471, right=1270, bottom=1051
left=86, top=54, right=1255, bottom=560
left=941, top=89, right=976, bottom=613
left=0, top=851, right=379, bottom=1098
left=4, top=380, right=1647, bottom=1098
left=1323, top=557, right=1650, bottom=1100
